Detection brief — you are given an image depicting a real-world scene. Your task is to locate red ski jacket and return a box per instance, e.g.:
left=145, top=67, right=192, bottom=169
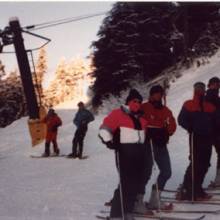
left=99, top=106, right=148, bottom=146
left=43, top=114, right=62, bottom=142
left=178, top=94, right=216, bottom=135
left=141, top=101, right=176, bottom=136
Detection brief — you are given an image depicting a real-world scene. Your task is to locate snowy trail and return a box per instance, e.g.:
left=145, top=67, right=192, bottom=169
left=1, top=53, right=220, bottom=219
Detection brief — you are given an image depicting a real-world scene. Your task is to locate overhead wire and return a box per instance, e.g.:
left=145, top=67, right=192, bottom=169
left=1, top=10, right=108, bottom=54
left=23, top=11, right=107, bottom=31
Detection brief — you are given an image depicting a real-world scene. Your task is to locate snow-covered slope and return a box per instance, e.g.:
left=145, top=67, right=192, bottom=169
left=1, top=52, right=220, bottom=220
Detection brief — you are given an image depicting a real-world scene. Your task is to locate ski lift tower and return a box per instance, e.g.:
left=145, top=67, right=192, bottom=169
left=9, top=17, right=39, bottom=119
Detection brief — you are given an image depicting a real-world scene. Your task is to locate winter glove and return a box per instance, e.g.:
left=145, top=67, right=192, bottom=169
left=105, top=141, right=117, bottom=150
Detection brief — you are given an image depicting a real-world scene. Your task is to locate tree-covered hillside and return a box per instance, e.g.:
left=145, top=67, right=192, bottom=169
left=91, top=2, right=220, bottom=107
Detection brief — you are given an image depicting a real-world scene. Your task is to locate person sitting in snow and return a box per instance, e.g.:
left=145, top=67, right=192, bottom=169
left=67, top=102, right=94, bottom=159
left=42, top=108, right=62, bottom=157
left=140, top=85, right=176, bottom=211
left=177, top=82, right=216, bottom=200
left=99, top=89, right=148, bottom=220
left=205, top=77, right=220, bottom=187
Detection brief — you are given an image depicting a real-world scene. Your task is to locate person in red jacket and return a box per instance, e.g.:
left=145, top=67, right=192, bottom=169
left=99, top=89, right=148, bottom=220
left=42, top=108, right=62, bottom=157
left=177, top=82, right=216, bottom=200
left=141, top=85, right=176, bottom=210
left=205, top=77, right=220, bottom=187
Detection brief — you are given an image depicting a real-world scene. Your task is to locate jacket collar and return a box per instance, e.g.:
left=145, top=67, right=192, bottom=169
left=120, top=105, right=143, bottom=117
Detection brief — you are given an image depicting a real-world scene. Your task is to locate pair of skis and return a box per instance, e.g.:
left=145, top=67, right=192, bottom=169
left=96, top=211, right=206, bottom=220
left=30, top=155, right=89, bottom=159
left=163, top=187, right=220, bottom=195
left=96, top=193, right=220, bottom=220
left=97, top=206, right=213, bottom=220
left=161, top=188, right=220, bottom=206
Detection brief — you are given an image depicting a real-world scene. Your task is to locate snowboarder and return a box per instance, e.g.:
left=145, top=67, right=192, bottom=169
left=99, top=89, right=148, bottom=220
left=140, top=85, right=176, bottom=210
left=205, top=77, right=220, bottom=187
left=42, top=108, right=62, bottom=157
left=177, top=82, right=216, bottom=200
left=67, top=102, right=94, bottom=159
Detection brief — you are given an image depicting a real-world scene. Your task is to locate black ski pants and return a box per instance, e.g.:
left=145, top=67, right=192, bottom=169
left=183, top=133, right=212, bottom=198
left=45, top=140, right=59, bottom=156
left=110, top=144, right=146, bottom=218
left=138, top=141, right=153, bottom=194
left=72, top=125, right=88, bottom=157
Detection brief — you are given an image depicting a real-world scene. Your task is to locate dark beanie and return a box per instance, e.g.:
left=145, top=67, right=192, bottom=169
left=208, top=77, right=220, bottom=87
left=149, top=85, right=164, bottom=96
left=126, top=89, right=143, bottom=104
left=77, top=101, right=84, bottom=107
left=48, top=108, right=55, bottom=115
left=193, top=82, right=205, bottom=90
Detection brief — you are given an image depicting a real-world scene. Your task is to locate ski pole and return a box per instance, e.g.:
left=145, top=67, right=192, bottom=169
left=149, top=139, right=162, bottom=216
left=116, top=150, right=125, bottom=220
left=190, top=132, right=195, bottom=203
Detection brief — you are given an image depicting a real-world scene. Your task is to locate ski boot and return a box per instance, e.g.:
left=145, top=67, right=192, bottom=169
left=41, top=153, right=49, bottom=157
left=148, top=184, right=173, bottom=210
left=104, top=199, right=112, bottom=207
left=67, top=153, right=77, bottom=158
left=133, top=194, right=153, bottom=215
left=195, top=190, right=212, bottom=201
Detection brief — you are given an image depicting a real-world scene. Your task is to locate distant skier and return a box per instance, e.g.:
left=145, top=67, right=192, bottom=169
left=67, top=102, right=94, bottom=159
left=99, top=89, right=148, bottom=220
left=42, top=108, right=62, bottom=157
left=205, top=77, right=220, bottom=187
left=140, top=85, right=176, bottom=210
left=177, top=82, right=216, bottom=200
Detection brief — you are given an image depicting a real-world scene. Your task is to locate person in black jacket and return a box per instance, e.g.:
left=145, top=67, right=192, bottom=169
left=177, top=82, right=216, bottom=200
left=67, top=102, right=94, bottom=159
left=206, top=77, right=220, bottom=187
left=99, top=89, right=148, bottom=220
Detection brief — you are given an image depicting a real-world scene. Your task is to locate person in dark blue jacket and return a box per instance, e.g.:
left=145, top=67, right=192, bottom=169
left=177, top=82, right=216, bottom=201
left=205, top=77, right=220, bottom=187
left=68, top=102, right=94, bottom=159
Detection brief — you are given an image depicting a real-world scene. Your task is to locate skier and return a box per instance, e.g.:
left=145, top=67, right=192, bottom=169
left=177, top=82, right=216, bottom=200
left=99, top=89, right=148, bottom=220
left=205, top=77, right=220, bottom=187
left=67, top=102, right=94, bottom=159
left=140, top=85, right=176, bottom=210
left=42, top=108, right=62, bottom=157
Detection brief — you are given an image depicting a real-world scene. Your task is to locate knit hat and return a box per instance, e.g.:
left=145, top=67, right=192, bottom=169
left=126, top=89, right=143, bottom=104
left=208, top=77, right=220, bottom=87
left=149, top=85, right=164, bottom=96
left=77, top=101, right=84, bottom=107
left=48, top=108, right=55, bottom=115
left=193, top=82, right=205, bottom=90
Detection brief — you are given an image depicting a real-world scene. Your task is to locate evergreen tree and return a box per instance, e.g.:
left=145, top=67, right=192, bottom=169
left=91, top=2, right=220, bottom=107
left=44, top=57, right=92, bottom=107
left=0, top=70, right=27, bottom=127
left=0, top=60, right=6, bottom=80
left=91, top=2, right=180, bottom=106
left=35, top=47, right=47, bottom=105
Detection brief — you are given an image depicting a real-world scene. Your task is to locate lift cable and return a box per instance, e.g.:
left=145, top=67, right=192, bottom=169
left=23, top=11, right=107, bottom=31
left=1, top=11, right=108, bottom=54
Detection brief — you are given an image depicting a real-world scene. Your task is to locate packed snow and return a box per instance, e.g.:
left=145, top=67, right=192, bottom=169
left=1, top=53, right=220, bottom=220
